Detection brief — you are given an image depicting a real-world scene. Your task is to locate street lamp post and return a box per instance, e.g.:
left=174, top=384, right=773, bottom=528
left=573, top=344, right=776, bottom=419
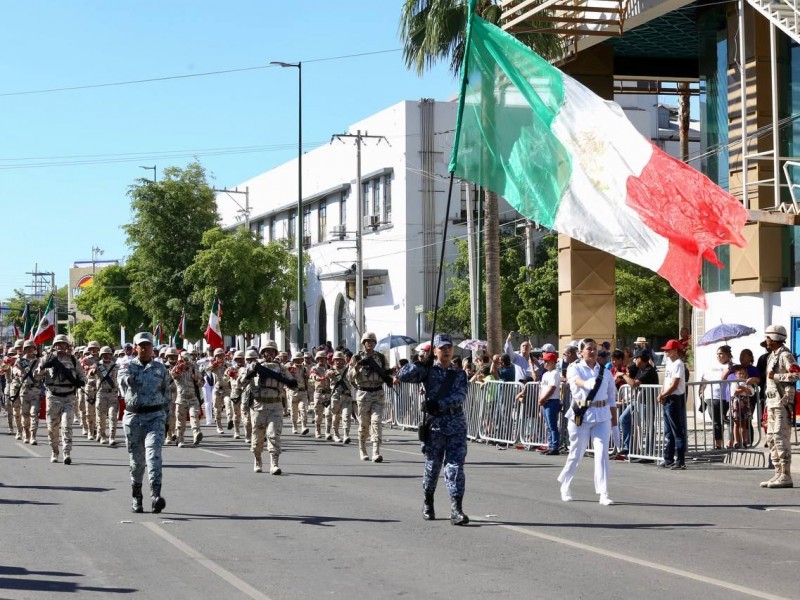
left=139, top=165, right=157, bottom=182
left=271, top=60, right=303, bottom=351
left=91, top=246, right=104, bottom=274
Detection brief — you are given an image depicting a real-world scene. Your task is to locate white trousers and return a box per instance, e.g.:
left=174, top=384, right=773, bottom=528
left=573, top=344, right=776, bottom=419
left=203, top=384, right=214, bottom=425
left=557, top=419, right=611, bottom=496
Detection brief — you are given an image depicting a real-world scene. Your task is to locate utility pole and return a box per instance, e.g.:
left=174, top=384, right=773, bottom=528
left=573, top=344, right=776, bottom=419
left=212, top=187, right=251, bottom=231
left=331, top=130, right=387, bottom=337
left=26, top=264, right=54, bottom=302
left=91, top=246, right=104, bottom=274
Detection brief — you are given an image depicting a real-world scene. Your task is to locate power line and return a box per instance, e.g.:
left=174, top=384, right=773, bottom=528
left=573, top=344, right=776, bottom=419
left=0, top=49, right=403, bottom=98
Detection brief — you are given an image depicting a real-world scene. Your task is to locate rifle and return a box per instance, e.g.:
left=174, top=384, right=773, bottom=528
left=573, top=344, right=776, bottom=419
left=42, top=353, right=86, bottom=390
left=246, top=362, right=298, bottom=389
left=332, top=367, right=350, bottom=395
left=359, top=353, right=394, bottom=386
left=99, top=363, right=117, bottom=390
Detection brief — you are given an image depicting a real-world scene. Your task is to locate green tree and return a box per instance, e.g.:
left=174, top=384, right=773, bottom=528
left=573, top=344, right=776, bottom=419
left=400, top=0, right=560, bottom=354
left=515, top=234, right=558, bottom=335
left=74, top=264, right=148, bottom=346
left=615, top=259, right=679, bottom=338
left=184, top=227, right=297, bottom=336
left=2, top=286, right=68, bottom=337
left=124, top=162, right=219, bottom=336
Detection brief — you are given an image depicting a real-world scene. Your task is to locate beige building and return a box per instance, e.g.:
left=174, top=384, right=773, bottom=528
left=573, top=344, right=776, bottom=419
left=68, top=260, right=119, bottom=325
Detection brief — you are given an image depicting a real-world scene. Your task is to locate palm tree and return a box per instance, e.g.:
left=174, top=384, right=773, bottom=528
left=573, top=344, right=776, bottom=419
left=400, top=0, right=560, bottom=353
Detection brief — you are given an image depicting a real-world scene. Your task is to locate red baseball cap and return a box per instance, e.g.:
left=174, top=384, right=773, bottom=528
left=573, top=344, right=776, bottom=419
left=661, top=339, right=682, bottom=350
left=542, top=352, right=558, bottom=362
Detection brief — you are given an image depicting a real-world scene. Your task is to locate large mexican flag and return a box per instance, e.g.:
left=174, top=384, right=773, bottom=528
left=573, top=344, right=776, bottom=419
left=204, top=297, right=223, bottom=350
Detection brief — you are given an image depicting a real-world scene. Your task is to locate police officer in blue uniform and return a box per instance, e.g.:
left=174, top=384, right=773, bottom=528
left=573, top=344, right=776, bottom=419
left=119, top=332, right=171, bottom=514
left=396, top=333, right=469, bottom=525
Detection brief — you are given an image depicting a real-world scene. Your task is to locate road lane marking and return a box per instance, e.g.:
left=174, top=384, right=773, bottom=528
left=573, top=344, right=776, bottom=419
left=765, top=508, right=800, bottom=514
left=142, top=522, right=274, bottom=600
left=474, top=519, right=792, bottom=600
left=197, top=448, right=231, bottom=458
left=15, top=442, right=41, bottom=457
left=382, top=447, right=421, bottom=457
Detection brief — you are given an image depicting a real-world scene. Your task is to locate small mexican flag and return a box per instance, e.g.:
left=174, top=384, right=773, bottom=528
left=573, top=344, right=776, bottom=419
left=204, top=296, right=223, bottom=350
left=23, top=304, right=37, bottom=341
left=171, top=310, right=185, bottom=350
left=152, top=323, right=163, bottom=344
left=33, top=295, right=56, bottom=346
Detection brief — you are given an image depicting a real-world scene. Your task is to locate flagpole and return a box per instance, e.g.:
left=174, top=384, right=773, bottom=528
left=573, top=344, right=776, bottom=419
left=447, top=0, right=478, bottom=174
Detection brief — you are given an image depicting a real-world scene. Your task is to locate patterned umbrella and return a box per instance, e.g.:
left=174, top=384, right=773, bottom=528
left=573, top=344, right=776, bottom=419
left=457, top=339, right=488, bottom=351
left=697, top=323, right=756, bottom=346
left=375, top=335, right=417, bottom=351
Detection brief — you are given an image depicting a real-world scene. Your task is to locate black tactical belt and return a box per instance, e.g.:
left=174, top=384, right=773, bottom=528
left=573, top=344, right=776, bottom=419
left=125, top=404, right=165, bottom=414
left=49, top=390, right=75, bottom=398
left=439, top=406, right=464, bottom=416
left=358, top=386, right=383, bottom=392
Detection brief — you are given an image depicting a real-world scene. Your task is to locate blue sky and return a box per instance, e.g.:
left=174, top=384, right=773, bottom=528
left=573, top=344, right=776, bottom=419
left=0, top=1, right=458, bottom=301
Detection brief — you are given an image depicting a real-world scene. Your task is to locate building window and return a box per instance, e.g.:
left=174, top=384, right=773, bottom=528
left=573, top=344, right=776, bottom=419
left=318, top=200, right=327, bottom=242
left=362, top=181, right=370, bottom=228
left=269, top=218, right=276, bottom=243
left=303, top=206, right=312, bottom=248
left=336, top=295, right=346, bottom=347
left=383, top=175, right=392, bottom=223
left=287, top=213, right=296, bottom=248
left=257, top=221, right=266, bottom=244
left=372, top=180, right=380, bottom=217
left=339, top=192, right=347, bottom=227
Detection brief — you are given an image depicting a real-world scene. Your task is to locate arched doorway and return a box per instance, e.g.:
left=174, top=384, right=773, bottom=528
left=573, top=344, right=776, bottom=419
left=335, top=294, right=347, bottom=349
left=318, top=299, right=327, bottom=348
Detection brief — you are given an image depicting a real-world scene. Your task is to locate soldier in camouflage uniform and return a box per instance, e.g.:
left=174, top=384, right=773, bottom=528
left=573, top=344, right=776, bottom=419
left=397, top=333, right=470, bottom=525
left=240, top=349, right=259, bottom=443
left=244, top=340, right=297, bottom=474
left=162, top=348, right=180, bottom=444
left=12, top=340, right=42, bottom=444
left=760, top=324, right=800, bottom=489
left=286, top=353, right=310, bottom=435
left=278, top=351, right=290, bottom=417
left=91, top=346, right=120, bottom=446
left=227, top=351, right=246, bottom=440
left=308, top=350, right=332, bottom=439
left=171, top=350, right=204, bottom=447
left=119, top=332, right=170, bottom=513
left=5, top=341, right=23, bottom=438
left=328, top=351, right=353, bottom=443
left=81, top=341, right=101, bottom=440
left=205, top=348, right=232, bottom=434
left=348, top=332, right=393, bottom=462
left=39, top=334, right=86, bottom=464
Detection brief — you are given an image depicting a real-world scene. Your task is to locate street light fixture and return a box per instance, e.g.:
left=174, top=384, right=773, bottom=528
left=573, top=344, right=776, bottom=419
left=139, top=165, right=157, bottom=182
left=270, top=60, right=303, bottom=352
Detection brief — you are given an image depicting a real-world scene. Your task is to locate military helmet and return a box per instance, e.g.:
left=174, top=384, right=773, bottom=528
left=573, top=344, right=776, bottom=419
left=13, top=339, right=23, bottom=348
left=87, top=340, right=101, bottom=349
left=53, top=334, right=70, bottom=346
left=233, top=350, right=245, bottom=359
left=765, top=324, right=788, bottom=341
left=245, top=349, right=259, bottom=360
left=361, top=331, right=377, bottom=344
left=180, top=350, right=191, bottom=359
left=332, top=351, right=345, bottom=360
left=213, top=348, right=225, bottom=356
left=22, top=340, right=36, bottom=350
left=292, top=353, right=304, bottom=362
left=165, top=347, right=179, bottom=357
left=264, top=340, right=278, bottom=351
left=100, top=346, right=113, bottom=356
left=315, top=350, right=327, bottom=359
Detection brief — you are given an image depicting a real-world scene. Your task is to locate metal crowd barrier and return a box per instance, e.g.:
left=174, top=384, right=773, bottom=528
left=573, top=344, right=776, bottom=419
left=517, top=382, right=550, bottom=449
left=476, top=381, right=523, bottom=445
left=685, top=380, right=762, bottom=453
left=616, top=384, right=664, bottom=461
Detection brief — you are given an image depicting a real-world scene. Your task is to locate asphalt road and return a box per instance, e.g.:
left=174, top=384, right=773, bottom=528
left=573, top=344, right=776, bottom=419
left=0, top=419, right=798, bottom=600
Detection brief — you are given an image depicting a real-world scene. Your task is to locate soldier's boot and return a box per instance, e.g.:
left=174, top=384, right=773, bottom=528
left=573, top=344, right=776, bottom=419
left=315, top=422, right=322, bottom=439
left=50, top=452, right=58, bottom=463
left=215, top=416, right=224, bottom=434
left=193, top=430, right=203, bottom=446
left=372, top=442, right=383, bottom=463
left=30, top=427, right=38, bottom=445
left=359, top=440, right=369, bottom=461
left=449, top=496, right=469, bottom=526
left=269, top=453, right=282, bottom=475
left=23, top=424, right=30, bottom=443
left=760, top=465, right=782, bottom=488
left=108, top=434, right=117, bottom=447
left=63, top=451, right=71, bottom=466
left=422, top=492, right=436, bottom=521
left=233, top=425, right=241, bottom=440
left=768, top=465, right=794, bottom=488
left=253, top=454, right=263, bottom=473
left=151, top=484, right=166, bottom=513
left=131, top=484, right=144, bottom=514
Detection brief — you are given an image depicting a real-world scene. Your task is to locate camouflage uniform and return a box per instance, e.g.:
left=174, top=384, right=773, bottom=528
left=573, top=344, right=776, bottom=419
left=246, top=342, right=293, bottom=474
left=397, top=333, right=470, bottom=525
left=328, top=353, right=353, bottom=443
left=239, top=350, right=259, bottom=443
left=760, top=325, right=799, bottom=489
left=40, top=338, right=86, bottom=464
left=286, top=356, right=309, bottom=435
left=308, top=352, right=332, bottom=439
left=119, top=332, right=171, bottom=513
left=81, top=343, right=101, bottom=440
left=5, top=352, right=23, bottom=439
left=171, top=352, right=203, bottom=447
left=205, top=350, right=232, bottom=434
left=92, top=351, right=120, bottom=446
left=226, top=355, right=244, bottom=439
left=348, top=333, right=392, bottom=462
left=12, top=346, right=42, bottom=443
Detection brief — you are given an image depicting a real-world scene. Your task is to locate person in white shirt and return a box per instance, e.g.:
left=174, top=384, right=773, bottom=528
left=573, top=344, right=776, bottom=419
left=557, top=339, right=618, bottom=505
left=658, top=340, right=687, bottom=469
left=536, top=352, right=561, bottom=455
left=504, top=332, right=532, bottom=380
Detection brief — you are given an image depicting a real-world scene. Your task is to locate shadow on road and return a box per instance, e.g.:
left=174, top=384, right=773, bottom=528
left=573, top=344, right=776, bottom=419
left=0, top=566, right=136, bottom=594
left=0, top=483, right=111, bottom=493
left=472, top=519, right=714, bottom=530
left=0, top=498, right=58, bottom=506
left=166, top=512, right=401, bottom=527
left=288, top=471, right=419, bottom=479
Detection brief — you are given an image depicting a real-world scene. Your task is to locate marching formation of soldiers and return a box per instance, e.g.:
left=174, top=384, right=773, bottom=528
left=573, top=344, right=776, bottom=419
left=0, top=330, right=393, bottom=479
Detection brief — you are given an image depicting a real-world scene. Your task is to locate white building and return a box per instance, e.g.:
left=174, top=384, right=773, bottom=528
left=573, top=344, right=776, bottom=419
left=218, top=99, right=501, bottom=354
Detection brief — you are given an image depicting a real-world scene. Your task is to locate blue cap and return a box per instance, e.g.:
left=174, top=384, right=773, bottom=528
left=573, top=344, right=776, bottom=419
left=433, top=333, right=453, bottom=348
